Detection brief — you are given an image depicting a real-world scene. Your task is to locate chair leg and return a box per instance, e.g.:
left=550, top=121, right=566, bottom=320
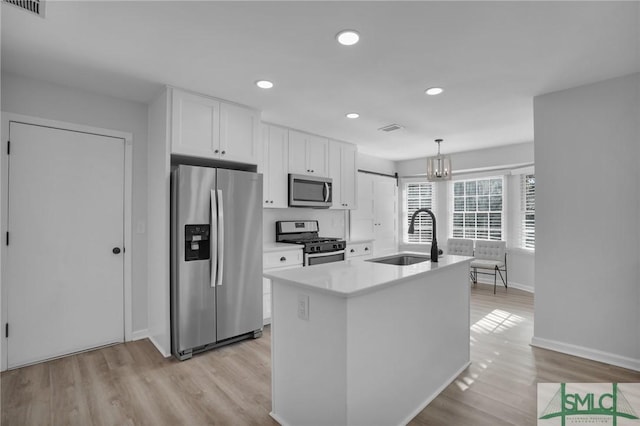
left=504, top=255, right=508, bottom=289
left=496, top=269, right=507, bottom=288
left=493, top=267, right=497, bottom=294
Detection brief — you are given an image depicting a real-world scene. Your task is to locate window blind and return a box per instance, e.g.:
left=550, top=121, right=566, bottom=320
left=520, top=174, right=535, bottom=249
left=404, top=182, right=435, bottom=244
left=451, top=176, right=504, bottom=241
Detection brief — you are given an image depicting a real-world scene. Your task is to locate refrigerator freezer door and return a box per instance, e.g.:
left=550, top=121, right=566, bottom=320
left=171, top=165, right=218, bottom=355
left=215, top=169, right=263, bottom=341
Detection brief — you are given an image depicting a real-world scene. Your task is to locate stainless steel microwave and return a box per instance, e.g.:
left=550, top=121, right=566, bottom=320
left=288, top=174, right=332, bottom=208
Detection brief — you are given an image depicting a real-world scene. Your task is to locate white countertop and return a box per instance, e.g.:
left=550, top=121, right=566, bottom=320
left=263, top=242, right=304, bottom=253
left=346, top=238, right=374, bottom=244
left=263, top=253, right=473, bottom=297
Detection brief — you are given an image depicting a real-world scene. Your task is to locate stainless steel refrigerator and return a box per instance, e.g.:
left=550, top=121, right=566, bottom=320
left=171, top=165, right=263, bottom=360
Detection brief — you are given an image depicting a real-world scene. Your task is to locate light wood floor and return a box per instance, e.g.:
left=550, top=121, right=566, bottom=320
left=3, top=285, right=639, bottom=426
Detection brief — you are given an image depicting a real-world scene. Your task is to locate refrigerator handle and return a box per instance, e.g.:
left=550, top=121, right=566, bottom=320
left=216, top=189, right=224, bottom=287
left=210, top=189, right=218, bottom=288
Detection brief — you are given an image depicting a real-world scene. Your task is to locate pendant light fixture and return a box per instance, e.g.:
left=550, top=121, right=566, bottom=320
left=426, top=139, right=452, bottom=181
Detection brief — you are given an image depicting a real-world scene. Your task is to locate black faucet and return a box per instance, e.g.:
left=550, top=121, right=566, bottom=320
left=408, top=208, right=439, bottom=263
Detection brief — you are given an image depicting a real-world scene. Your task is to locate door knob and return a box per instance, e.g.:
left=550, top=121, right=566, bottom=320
left=113, top=247, right=122, bottom=254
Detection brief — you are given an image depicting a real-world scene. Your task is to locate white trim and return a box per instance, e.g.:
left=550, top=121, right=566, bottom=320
left=530, top=336, right=640, bottom=372
left=473, top=278, right=534, bottom=293
left=148, top=334, right=171, bottom=358
left=131, top=329, right=149, bottom=341
left=0, top=112, right=134, bottom=371
left=511, top=165, right=535, bottom=175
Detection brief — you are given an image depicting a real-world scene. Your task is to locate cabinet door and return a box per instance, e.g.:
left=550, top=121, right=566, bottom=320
left=220, top=102, right=260, bottom=164
left=288, top=130, right=309, bottom=175
left=260, top=124, right=270, bottom=205
left=340, top=143, right=357, bottom=209
left=288, top=130, right=328, bottom=176
left=266, top=126, right=289, bottom=208
left=306, top=135, right=329, bottom=176
left=328, top=141, right=343, bottom=209
left=171, top=89, right=220, bottom=158
left=349, top=172, right=375, bottom=239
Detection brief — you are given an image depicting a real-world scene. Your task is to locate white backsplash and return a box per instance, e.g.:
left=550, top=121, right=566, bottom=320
left=263, top=208, right=347, bottom=244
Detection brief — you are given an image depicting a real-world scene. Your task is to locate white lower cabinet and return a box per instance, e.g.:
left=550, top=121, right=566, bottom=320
left=346, top=240, right=374, bottom=261
left=263, top=248, right=303, bottom=324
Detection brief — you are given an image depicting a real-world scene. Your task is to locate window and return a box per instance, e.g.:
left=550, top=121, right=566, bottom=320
left=404, top=181, right=435, bottom=243
left=452, top=177, right=503, bottom=240
left=520, top=174, right=535, bottom=249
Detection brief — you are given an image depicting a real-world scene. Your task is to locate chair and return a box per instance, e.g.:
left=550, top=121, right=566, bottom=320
left=447, top=238, right=475, bottom=282
left=470, top=240, right=507, bottom=294
left=446, top=238, right=474, bottom=256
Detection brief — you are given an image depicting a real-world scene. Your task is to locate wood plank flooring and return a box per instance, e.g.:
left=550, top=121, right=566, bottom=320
left=3, top=285, right=639, bottom=425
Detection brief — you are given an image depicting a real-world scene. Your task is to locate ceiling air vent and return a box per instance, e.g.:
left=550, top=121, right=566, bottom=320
left=4, top=0, right=45, bottom=18
left=378, top=124, right=404, bottom=133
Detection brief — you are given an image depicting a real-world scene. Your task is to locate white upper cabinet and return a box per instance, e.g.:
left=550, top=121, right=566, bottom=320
left=261, top=124, right=289, bottom=208
left=220, top=102, right=260, bottom=164
left=171, top=88, right=259, bottom=164
left=171, top=89, right=220, bottom=157
left=288, top=130, right=329, bottom=176
left=329, top=140, right=358, bottom=209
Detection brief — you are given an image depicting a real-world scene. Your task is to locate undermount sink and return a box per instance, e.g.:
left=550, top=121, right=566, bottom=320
left=366, top=253, right=430, bottom=266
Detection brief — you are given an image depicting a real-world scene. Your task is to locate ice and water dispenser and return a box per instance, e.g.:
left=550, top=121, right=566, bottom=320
left=184, top=224, right=210, bottom=261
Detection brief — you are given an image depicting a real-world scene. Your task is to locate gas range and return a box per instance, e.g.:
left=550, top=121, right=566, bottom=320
left=275, top=221, right=346, bottom=266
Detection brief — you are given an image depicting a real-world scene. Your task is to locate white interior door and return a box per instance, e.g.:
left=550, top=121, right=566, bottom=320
left=373, top=175, right=398, bottom=255
left=6, top=122, right=125, bottom=368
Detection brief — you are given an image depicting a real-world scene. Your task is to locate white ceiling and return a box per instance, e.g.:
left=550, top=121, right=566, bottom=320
left=2, top=1, right=639, bottom=160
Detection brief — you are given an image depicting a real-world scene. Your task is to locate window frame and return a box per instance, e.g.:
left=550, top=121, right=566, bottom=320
left=402, top=179, right=436, bottom=244
left=450, top=175, right=505, bottom=241
left=520, top=173, right=535, bottom=250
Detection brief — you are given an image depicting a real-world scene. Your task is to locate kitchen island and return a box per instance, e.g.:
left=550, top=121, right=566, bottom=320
left=264, top=254, right=473, bottom=426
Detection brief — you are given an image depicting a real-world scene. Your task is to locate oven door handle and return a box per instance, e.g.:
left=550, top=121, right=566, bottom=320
left=306, top=250, right=345, bottom=258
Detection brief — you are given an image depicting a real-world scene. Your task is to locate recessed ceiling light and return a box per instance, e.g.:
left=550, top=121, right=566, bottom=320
left=345, top=112, right=360, bottom=119
left=336, top=30, right=360, bottom=46
left=425, top=87, right=444, bottom=96
left=256, top=80, right=274, bottom=89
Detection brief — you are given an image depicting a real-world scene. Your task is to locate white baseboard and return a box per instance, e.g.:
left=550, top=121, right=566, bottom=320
left=474, top=277, right=534, bottom=293
left=130, top=329, right=149, bottom=341
left=148, top=335, right=171, bottom=358
left=531, top=336, right=640, bottom=372
left=398, top=361, right=472, bottom=426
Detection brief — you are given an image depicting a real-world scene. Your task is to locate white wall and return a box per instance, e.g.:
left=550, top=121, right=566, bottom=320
left=532, top=73, right=640, bottom=371
left=1, top=72, right=149, bottom=335
left=264, top=208, right=347, bottom=244
left=396, top=142, right=535, bottom=292
left=358, top=152, right=396, bottom=176
left=397, top=142, right=533, bottom=177
left=146, top=89, right=171, bottom=356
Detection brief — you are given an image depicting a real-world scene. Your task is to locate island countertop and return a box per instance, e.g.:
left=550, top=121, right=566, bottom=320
left=263, top=253, right=473, bottom=298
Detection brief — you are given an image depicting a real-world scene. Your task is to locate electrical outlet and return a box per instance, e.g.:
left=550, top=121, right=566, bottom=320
left=297, top=294, right=309, bottom=321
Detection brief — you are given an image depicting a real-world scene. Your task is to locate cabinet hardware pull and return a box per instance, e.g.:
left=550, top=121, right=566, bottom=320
left=364, top=247, right=369, bottom=251
left=280, top=256, right=286, bottom=262
left=214, top=149, right=219, bottom=153
left=221, top=150, right=226, bottom=155
left=350, top=249, right=355, bottom=253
